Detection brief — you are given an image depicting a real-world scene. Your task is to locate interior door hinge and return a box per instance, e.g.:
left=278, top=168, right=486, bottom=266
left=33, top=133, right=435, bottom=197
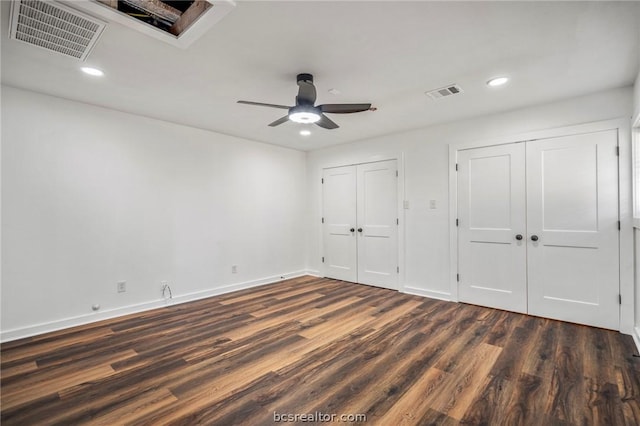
left=322, top=257, right=324, bottom=263
left=619, top=294, right=622, bottom=304
left=618, top=220, right=621, bottom=230
left=397, top=218, right=399, bottom=225
left=456, top=218, right=459, bottom=227
left=322, top=217, right=324, bottom=224
left=396, top=170, right=398, bottom=177
left=616, top=146, right=620, bottom=156
left=321, top=178, right=324, bottom=184
left=456, top=163, right=459, bottom=171
left=456, top=273, right=460, bottom=282
left=397, top=266, right=399, bottom=273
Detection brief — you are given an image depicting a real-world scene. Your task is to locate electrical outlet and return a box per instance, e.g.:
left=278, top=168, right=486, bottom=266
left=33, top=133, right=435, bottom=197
left=117, top=281, right=126, bottom=293
left=232, top=265, right=237, bottom=274
left=161, top=281, right=172, bottom=299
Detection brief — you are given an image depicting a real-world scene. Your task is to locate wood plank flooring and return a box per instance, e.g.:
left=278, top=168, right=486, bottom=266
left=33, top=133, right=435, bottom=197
left=2, top=276, right=640, bottom=425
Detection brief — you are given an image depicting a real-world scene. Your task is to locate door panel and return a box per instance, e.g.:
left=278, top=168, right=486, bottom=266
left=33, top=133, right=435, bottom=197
left=357, top=160, right=398, bottom=289
left=526, top=130, right=619, bottom=329
left=322, top=166, right=357, bottom=282
left=458, top=144, right=527, bottom=313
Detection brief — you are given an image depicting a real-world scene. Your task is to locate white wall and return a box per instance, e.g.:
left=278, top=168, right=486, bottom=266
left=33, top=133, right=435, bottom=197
left=635, top=227, right=640, bottom=346
left=1, top=86, right=307, bottom=340
left=2, top=84, right=635, bottom=341
left=634, top=70, right=640, bottom=121
left=633, top=69, right=640, bottom=345
left=307, top=86, right=633, bottom=302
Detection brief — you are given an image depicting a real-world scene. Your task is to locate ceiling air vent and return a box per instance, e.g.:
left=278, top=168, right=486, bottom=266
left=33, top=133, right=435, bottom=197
left=425, top=84, right=464, bottom=100
left=9, top=0, right=106, bottom=61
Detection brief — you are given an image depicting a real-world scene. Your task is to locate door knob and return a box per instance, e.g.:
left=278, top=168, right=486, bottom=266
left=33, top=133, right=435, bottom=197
left=350, top=228, right=355, bottom=232
left=358, top=228, right=363, bottom=233
left=515, top=234, right=523, bottom=240
left=531, top=235, right=539, bottom=241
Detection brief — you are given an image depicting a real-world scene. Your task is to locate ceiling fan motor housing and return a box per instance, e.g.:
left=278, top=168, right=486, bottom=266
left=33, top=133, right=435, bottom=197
left=297, top=73, right=314, bottom=84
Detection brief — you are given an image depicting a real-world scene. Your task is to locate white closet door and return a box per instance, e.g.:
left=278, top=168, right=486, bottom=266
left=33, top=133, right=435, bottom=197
left=322, top=165, right=357, bottom=282
left=458, top=144, right=527, bottom=313
left=526, top=130, right=619, bottom=329
left=356, top=160, right=398, bottom=289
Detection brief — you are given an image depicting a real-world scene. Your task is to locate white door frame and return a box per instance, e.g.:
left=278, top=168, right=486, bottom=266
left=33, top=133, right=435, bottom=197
left=320, top=153, right=405, bottom=290
left=448, top=118, right=633, bottom=334
left=631, top=112, right=640, bottom=349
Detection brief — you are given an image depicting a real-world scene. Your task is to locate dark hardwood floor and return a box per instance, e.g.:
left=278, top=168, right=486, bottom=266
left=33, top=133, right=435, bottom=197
left=1, top=276, right=639, bottom=425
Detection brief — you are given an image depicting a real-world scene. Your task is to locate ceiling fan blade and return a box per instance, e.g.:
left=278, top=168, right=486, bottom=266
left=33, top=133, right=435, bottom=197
left=319, top=103, right=372, bottom=114
left=315, top=114, right=339, bottom=130
left=296, top=80, right=317, bottom=105
left=237, top=100, right=290, bottom=110
left=268, top=115, right=290, bottom=127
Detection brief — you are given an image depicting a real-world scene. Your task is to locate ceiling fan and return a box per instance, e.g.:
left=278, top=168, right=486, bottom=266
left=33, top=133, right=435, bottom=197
left=237, top=73, right=373, bottom=130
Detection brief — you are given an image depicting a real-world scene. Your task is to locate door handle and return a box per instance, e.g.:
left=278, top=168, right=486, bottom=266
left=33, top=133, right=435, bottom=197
left=358, top=228, right=363, bottom=233
left=350, top=228, right=355, bottom=233
left=531, top=235, right=539, bottom=242
left=515, top=234, right=523, bottom=240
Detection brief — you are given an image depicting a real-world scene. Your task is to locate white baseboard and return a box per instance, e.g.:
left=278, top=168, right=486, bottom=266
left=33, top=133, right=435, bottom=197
left=0, top=270, right=310, bottom=343
left=305, top=269, right=321, bottom=277
left=402, top=285, right=452, bottom=302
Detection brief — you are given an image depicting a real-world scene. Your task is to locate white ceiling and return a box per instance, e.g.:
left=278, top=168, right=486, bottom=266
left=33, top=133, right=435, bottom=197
left=2, top=1, right=639, bottom=151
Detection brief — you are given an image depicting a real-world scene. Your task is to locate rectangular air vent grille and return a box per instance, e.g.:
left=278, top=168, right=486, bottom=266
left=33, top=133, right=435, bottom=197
left=425, top=84, right=464, bottom=100
left=9, top=0, right=106, bottom=61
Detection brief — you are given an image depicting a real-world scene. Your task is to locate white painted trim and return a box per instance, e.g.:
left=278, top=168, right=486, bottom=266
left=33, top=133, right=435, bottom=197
left=451, top=118, right=629, bottom=152
left=631, top=112, right=640, bottom=338
left=448, top=145, right=459, bottom=302
left=618, top=120, right=634, bottom=334
left=633, top=327, right=640, bottom=354
left=632, top=120, right=639, bottom=221
left=448, top=118, right=633, bottom=333
left=403, top=286, right=452, bottom=302
left=318, top=152, right=406, bottom=291
left=0, top=270, right=309, bottom=343
left=305, top=269, right=321, bottom=277
left=398, top=154, right=407, bottom=292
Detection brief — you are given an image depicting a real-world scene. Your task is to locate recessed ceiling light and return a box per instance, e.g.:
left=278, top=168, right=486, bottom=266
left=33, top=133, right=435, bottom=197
left=299, top=129, right=311, bottom=136
left=81, top=66, right=104, bottom=77
left=487, top=76, right=509, bottom=87
left=328, top=88, right=341, bottom=95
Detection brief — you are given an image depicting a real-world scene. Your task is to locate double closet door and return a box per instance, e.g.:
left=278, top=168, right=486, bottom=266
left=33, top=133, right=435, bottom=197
left=322, top=160, right=398, bottom=289
left=457, top=130, right=620, bottom=329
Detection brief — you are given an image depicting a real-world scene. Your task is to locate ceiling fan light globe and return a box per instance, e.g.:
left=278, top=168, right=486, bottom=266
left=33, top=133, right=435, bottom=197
left=289, top=111, right=321, bottom=124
